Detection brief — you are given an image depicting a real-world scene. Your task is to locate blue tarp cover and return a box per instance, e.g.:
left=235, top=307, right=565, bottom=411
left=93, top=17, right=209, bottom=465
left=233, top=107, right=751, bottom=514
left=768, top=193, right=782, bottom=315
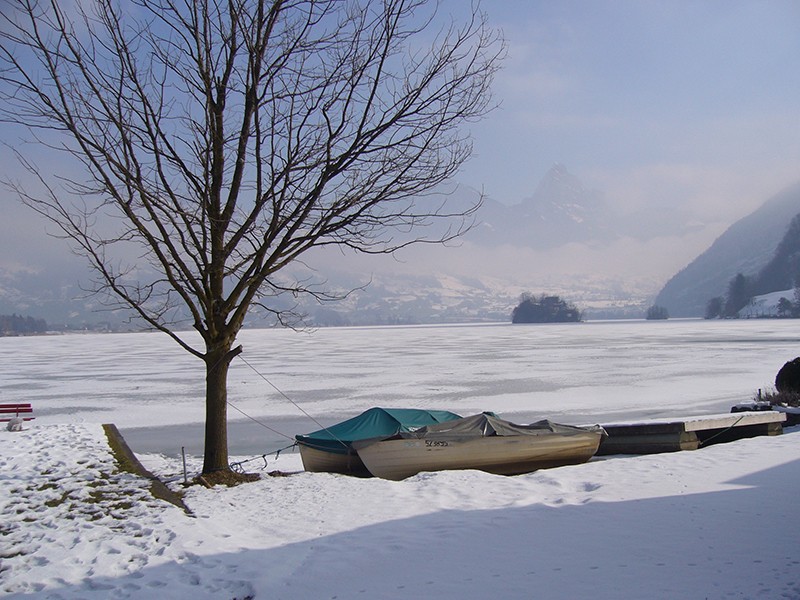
left=295, top=407, right=462, bottom=454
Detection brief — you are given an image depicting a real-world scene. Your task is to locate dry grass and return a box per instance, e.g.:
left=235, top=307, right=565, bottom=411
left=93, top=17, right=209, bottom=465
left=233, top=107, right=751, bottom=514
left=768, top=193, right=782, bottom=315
left=756, top=389, right=800, bottom=407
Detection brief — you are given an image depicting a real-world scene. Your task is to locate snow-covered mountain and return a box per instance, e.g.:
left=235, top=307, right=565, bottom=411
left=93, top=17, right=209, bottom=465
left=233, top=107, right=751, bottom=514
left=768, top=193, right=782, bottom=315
left=467, top=164, right=615, bottom=249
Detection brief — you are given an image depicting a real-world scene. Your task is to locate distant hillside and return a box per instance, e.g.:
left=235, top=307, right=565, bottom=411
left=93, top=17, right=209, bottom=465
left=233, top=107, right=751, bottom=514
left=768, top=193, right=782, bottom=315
left=0, top=165, right=742, bottom=327
left=750, top=213, right=800, bottom=295
left=655, top=181, right=800, bottom=317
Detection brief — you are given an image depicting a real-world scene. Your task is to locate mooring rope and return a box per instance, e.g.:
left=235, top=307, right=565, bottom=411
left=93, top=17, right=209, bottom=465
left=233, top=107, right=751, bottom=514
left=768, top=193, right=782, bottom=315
left=235, top=354, right=349, bottom=448
left=221, top=353, right=350, bottom=474
left=235, top=354, right=338, bottom=437
left=226, top=399, right=295, bottom=442
left=697, top=414, right=746, bottom=447
left=229, top=442, right=297, bottom=473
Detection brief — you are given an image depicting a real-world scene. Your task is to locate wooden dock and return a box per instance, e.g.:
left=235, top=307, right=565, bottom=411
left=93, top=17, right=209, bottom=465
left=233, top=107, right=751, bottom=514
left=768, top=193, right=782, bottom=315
left=597, top=411, right=786, bottom=456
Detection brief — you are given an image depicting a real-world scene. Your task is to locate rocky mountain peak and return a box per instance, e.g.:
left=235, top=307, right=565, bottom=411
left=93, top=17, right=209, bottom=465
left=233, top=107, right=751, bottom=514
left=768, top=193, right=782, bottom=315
left=527, top=163, right=587, bottom=208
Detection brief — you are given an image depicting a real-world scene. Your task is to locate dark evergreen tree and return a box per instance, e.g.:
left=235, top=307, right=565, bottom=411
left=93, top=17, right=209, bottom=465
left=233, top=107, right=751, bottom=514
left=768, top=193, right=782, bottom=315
left=705, top=296, right=724, bottom=319
left=724, top=273, right=752, bottom=317
left=777, top=297, right=793, bottom=317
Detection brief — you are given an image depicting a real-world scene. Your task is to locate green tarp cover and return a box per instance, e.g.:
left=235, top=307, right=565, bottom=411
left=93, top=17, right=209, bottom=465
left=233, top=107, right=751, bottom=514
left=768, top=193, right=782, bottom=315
left=295, top=407, right=462, bottom=455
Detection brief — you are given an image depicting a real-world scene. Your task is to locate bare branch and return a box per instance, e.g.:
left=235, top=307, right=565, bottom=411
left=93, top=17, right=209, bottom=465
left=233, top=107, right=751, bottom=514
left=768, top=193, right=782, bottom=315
left=0, top=0, right=504, bottom=472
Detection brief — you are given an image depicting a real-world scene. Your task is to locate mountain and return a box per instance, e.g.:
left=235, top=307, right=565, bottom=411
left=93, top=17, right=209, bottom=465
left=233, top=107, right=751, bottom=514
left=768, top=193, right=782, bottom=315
left=0, top=266, right=133, bottom=331
left=654, top=181, right=800, bottom=317
left=468, top=164, right=707, bottom=248
left=467, top=164, right=615, bottom=248
left=0, top=165, right=742, bottom=327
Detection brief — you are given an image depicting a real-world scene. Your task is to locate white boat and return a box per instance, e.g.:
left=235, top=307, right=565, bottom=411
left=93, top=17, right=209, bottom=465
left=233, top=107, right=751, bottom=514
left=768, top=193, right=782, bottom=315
left=295, top=407, right=462, bottom=476
left=354, top=413, right=606, bottom=481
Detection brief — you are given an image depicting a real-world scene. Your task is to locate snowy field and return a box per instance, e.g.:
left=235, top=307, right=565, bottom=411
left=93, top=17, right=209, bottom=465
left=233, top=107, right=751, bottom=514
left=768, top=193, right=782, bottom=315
left=2, top=319, right=800, bottom=599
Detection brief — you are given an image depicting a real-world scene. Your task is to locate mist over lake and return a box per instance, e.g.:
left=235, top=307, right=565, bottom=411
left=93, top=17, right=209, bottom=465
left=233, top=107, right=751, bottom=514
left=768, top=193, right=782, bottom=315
left=2, top=319, right=797, bottom=457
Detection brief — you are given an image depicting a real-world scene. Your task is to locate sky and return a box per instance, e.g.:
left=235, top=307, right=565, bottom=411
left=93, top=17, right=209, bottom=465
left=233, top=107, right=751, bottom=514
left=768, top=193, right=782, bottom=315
left=1, top=0, right=799, bottom=298
left=455, top=0, right=800, bottom=219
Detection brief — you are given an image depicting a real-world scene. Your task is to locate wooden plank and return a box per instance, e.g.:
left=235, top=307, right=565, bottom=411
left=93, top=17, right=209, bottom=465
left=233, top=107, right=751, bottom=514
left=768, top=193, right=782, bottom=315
left=772, top=405, right=800, bottom=426
left=602, top=411, right=784, bottom=432
left=697, top=422, right=784, bottom=447
left=102, top=424, right=191, bottom=514
left=682, top=412, right=785, bottom=432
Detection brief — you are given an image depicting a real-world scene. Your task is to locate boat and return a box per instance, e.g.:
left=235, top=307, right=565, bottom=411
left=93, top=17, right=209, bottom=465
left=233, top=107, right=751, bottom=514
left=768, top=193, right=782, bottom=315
left=353, top=412, right=606, bottom=481
left=295, top=407, right=462, bottom=476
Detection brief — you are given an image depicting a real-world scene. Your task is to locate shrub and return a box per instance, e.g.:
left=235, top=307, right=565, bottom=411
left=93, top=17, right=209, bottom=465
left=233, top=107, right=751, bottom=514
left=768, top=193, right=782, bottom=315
left=754, top=388, right=800, bottom=408
left=775, top=357, right=800, bottom=393
left=645, top=305, right=669, bottom=320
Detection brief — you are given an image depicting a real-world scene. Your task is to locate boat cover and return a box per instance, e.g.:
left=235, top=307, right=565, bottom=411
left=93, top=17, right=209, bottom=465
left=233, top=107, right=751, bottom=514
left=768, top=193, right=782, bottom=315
left=401, top=412, right=604, bottom=439
left=295, top=407, right=462, bottom=455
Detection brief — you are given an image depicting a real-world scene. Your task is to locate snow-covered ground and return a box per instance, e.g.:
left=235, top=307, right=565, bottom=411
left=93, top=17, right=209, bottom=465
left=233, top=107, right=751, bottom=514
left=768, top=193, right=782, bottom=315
left=3, top=423, right=800, bottom=599
left=2, top=319, right=800, bottom=598
left=739, top=289, right=796, bottom=318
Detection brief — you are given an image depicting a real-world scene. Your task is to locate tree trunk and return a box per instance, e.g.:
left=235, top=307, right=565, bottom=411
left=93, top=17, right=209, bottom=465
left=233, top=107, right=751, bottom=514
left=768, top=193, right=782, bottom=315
left=202, top=343, right=241, bottom=473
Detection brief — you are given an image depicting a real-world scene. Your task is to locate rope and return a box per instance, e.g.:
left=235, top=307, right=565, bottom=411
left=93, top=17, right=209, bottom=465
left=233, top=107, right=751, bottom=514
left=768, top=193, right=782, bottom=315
left=697, top=414, right=746, bottom=447
left=226, top=400, right=295, bottom=442
left=235, top=354, right=349, bottom=449
left=201, top=350, right=353, bottom=473
left=229, top=443, right=297, bottom=473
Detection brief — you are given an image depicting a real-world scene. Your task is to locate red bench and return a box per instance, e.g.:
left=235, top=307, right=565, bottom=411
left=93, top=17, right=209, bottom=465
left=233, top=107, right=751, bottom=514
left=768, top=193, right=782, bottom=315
left=0, top=403, right=34, bottom=423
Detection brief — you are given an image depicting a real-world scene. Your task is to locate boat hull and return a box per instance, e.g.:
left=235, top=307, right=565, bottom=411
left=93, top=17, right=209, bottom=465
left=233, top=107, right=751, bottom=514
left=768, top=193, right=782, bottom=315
left=355, top=430, right=603, bottom=481
left=297, top=443, right=372, bottom=477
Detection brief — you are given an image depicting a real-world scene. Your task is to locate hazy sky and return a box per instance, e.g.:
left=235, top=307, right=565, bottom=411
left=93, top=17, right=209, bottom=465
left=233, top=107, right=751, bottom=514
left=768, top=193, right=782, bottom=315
left=1, top=0, right=799, bottom=279
left=456, top=0, right=800, bottom=221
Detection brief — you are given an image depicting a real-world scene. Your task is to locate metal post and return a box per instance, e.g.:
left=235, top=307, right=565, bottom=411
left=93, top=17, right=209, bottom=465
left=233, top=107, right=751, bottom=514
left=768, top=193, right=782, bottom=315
left=182, top=446, right=188, bottom=485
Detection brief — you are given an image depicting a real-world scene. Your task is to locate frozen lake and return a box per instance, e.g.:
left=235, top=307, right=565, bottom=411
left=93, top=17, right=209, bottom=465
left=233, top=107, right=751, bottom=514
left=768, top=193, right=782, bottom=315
left=2, top=318, right=798, bottom=457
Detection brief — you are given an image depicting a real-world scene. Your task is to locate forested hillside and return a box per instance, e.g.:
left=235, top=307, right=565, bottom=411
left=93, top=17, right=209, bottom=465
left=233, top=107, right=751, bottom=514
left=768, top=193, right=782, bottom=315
left=0, top=314, right=48, bottom=336
left=655, top=182, right=800, bottom=316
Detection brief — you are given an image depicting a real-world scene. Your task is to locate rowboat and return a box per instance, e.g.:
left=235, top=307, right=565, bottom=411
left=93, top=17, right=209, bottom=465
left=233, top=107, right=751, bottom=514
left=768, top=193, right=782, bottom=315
left=295, top=407, right=462, bottom=476
left=353, top=413, right=606, bottom=481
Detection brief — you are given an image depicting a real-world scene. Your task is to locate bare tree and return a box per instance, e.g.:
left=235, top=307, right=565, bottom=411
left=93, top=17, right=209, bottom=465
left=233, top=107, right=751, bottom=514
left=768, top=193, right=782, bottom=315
left=0, top=0, right=503, bottom=474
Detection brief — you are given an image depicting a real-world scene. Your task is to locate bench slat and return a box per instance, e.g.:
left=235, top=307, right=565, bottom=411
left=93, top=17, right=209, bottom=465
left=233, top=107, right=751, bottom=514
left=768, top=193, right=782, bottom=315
left=0, top=403, right=35, bottom=422
left=0, top=403, right=33, bottom=411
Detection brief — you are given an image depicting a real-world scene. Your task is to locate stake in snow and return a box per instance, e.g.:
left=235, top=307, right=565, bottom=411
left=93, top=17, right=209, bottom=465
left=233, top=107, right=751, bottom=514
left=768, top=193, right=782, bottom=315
left=0, top=0, right=503, bottom=474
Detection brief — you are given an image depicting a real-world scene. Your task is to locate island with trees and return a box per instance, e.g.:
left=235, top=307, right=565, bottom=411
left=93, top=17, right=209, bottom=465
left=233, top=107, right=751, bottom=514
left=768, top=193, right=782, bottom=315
left=512, top=294, right=582, bottom=324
